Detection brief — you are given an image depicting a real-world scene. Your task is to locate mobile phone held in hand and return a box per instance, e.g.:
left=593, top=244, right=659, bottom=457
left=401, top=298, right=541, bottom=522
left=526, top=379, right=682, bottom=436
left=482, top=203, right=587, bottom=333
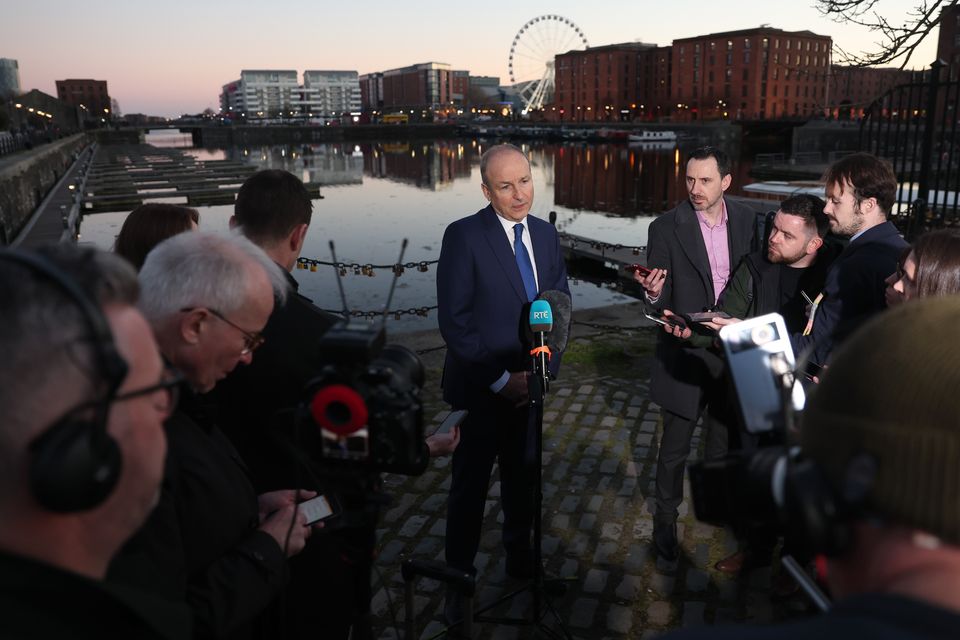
left=643, top=312, right=687, bottom=329
left=684, top=311, right=733, bottom=323
left=624, top=264, right=652, bottom=278
left=299, top=494, right=339, bottom=525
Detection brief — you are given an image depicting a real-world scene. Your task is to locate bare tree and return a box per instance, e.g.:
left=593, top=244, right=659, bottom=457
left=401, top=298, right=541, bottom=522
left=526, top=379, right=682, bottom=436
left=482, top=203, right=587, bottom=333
left=816, top=0, right=956, bottom=68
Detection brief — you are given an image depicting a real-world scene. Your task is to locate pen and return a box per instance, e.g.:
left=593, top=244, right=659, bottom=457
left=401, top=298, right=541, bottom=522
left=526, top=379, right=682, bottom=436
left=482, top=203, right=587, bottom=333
left=801, top=290, right=814, bottom=306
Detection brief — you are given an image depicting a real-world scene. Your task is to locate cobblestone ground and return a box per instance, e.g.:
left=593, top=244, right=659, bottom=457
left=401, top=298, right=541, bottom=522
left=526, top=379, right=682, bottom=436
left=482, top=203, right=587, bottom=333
left=378, top=303, right=812, bottom=639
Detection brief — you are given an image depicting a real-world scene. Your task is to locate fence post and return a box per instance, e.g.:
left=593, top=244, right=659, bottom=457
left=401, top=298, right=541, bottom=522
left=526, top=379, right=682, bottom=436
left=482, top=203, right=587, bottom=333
left=915, top=59, right=944, bottom=236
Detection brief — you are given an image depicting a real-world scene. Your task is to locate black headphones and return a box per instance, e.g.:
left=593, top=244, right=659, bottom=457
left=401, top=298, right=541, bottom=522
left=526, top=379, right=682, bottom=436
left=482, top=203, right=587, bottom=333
left=781, top=450, right=878, bottom=558
left=0, top=249, right=128, bottom=512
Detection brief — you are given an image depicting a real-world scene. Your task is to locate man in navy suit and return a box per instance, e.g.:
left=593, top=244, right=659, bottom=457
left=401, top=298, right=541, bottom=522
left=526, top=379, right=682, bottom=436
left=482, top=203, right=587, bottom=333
left=436, top=144, right=570, bottom=620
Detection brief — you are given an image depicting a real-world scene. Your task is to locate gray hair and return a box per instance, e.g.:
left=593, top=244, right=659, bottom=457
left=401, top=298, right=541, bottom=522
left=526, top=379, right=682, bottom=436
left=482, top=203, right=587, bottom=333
left=0, top=245, right=139, bottom=478
left=138, top=231, right=288, bottom=324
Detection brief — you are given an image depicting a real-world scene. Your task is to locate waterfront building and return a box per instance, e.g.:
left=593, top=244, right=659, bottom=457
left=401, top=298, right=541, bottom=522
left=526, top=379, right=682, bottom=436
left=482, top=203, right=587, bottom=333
left=360, top=62, right=465, bottom=120
left=938, top=2, right=960, bottom=81
left=8, top=89, right=81, bottom=132
left=220, top=80, right=242, bottom=116
left=671, top=27, right=832, bottom=121
left=238, top=70, right=300, bottom=119
left=302, top=70, right=361, bottom=121
left=0, top=58, right=21, bottom=99
left=55, top=79, right=111, bottom=121
left=552, top=42, right=662, bottom=123
left=829, top=65, right=914, bottom=119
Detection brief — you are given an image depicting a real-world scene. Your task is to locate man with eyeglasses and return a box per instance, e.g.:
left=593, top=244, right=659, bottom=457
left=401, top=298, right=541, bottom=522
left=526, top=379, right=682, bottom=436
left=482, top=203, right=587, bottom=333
left=108, top=231, right=319, bottom=639
left=0, top=244, right=188, bottom=638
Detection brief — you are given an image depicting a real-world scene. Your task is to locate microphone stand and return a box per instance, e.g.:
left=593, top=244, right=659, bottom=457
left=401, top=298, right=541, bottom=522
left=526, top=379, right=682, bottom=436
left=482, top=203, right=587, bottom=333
left=473, top=331, right=573, bottom=639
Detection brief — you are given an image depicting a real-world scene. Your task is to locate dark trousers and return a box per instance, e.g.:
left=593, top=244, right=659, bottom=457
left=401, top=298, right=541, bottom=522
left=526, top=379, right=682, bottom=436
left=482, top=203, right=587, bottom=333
left=655, top=405, right=731, bottom=523
left=445, top=401, right=536, bottom=574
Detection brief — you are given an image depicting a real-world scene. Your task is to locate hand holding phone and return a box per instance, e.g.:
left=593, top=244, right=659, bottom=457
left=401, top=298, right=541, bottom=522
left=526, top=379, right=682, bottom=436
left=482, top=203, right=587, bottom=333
left=299, top=494, right=338, bottom=525
left=684, top=311, right=732, bottom=323
left=624, top=263, right=652, bottom=278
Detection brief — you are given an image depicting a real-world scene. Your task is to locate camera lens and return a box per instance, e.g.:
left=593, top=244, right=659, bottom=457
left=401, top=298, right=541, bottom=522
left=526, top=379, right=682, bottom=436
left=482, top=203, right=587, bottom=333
left=750, top=323, right=775, bottom=346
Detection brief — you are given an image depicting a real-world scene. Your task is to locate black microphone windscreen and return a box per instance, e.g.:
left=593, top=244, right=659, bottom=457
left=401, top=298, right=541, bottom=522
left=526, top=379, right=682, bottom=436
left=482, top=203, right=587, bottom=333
left=536, top=290, right=571, bottom=353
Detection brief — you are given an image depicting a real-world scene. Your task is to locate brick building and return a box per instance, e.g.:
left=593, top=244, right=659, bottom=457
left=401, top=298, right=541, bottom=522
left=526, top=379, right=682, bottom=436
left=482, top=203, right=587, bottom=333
left=671, top=27, right=831, bottom=121
left=938, top=2, right=960, bottom=81
left=552, top=43, right=657, bottom=123
left=55, top=79, right=112, bottom=121
left=359, top=63, right=467, bottom=119
left=829, top=65, right=914, bottom=119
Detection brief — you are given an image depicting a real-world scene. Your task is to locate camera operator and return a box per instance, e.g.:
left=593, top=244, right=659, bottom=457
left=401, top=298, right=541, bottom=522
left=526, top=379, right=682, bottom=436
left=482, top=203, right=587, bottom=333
left=108, top=231, right=317, bottom=639
left=0, top=245, right=188, bottom=638
left=212, top=168, right=378, bottom=640
left=667, top=296, right=960, bottom=639
left=214, top=169, right=458, bottom=639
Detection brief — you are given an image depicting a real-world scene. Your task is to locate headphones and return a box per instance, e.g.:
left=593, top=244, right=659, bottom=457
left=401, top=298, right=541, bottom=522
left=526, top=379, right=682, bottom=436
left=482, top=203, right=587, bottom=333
left=0, top=249, right=128, bottom=512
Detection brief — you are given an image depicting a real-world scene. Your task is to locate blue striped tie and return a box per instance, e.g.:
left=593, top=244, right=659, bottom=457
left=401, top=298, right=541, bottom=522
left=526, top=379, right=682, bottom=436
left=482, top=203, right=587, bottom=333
left=513, top=223, right=537, bottom=302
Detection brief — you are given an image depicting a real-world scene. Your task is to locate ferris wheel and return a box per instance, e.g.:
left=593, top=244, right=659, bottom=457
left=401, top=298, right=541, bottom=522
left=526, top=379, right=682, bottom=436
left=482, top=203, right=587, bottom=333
left=508, top=15, right=589, bottom=114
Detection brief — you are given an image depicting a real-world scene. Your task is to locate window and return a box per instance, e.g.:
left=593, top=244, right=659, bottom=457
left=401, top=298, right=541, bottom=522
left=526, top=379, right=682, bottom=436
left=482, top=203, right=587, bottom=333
left=742, top=85, right=748, bottom=97
left=774, top=53, right=779, bottom=64
left=763, top=37, right=769, bottom=49
left=744, top=51, right=751, bottom=64
left=744, top=38, right=752, bottom=49
left=695, top=43, right=701, bottom=53
left=710, top=41, right=716, bottom=52
left=743, top=68, right=749, bottom=81
left=709, top=70, right=715, bottom=82
left=726, top=68, right=733, bottom=81
left=726, top=53, right=733, bottom=65
left=727, top=40, right=734, bottom=51
left=775, top=39, right=780, bottom=49
left=786, top=39, right=791, bottom=50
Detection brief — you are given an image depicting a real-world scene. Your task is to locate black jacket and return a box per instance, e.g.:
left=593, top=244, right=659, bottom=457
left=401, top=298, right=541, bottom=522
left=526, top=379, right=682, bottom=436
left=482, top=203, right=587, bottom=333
left=646, top=197, right=758, bottom=419
left=792, top=221, right=907, bottom=364
left=108, top=387, right=288, bottom=639
left=1, top=550, right=190, bottom=640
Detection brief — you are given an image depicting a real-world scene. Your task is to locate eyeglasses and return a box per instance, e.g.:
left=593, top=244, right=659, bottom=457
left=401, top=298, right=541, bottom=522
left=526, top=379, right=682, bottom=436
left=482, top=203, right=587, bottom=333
left=181, top=307, right=266, bottom=355
left=113, top=366, right=183, bottom=414
left=70, top=366, right=183, bottom=416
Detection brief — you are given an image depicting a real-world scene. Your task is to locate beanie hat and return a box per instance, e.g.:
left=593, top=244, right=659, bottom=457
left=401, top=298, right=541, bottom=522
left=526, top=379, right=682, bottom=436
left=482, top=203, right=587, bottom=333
left=801, top=296, right=960, bottom=544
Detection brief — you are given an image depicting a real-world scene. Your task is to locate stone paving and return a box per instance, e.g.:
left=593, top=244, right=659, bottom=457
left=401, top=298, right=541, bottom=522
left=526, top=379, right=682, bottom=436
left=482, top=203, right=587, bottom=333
left=376, top=302, right=811, bottom=639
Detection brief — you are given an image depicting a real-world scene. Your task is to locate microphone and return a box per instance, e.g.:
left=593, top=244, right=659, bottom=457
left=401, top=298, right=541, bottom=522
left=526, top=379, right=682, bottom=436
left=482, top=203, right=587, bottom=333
left=536, top=290, right=572, bottom=354
left=528, top=300, right=553, bottom=395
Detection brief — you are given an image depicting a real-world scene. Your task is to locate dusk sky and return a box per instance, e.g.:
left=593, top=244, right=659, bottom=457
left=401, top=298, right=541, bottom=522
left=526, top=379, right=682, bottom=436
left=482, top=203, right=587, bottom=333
left=6, top=0, right=938, bottom=117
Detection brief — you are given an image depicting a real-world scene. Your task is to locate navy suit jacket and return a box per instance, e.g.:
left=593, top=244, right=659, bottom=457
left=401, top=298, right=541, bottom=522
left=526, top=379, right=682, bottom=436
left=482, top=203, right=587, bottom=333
left=792, top=220, right=907, bottom=365
left=437, top=204, right=570, bottom=409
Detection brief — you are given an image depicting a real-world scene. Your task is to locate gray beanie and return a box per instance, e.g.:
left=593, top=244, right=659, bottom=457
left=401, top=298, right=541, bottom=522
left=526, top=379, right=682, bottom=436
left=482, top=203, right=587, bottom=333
left=801, top=296, right=960, bottom=543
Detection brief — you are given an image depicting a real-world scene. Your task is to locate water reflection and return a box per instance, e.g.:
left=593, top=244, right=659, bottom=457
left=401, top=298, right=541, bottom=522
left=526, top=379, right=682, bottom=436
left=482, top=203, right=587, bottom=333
left=361, top=141, right=472, bottom=190
left=81, top=131, right=760, bottom=331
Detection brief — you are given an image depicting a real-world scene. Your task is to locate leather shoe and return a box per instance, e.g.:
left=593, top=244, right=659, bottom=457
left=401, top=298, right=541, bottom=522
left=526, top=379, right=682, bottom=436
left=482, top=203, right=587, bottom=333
left=714, top=551, right=746, bottom=574
left=505, top=551, right=535, bottom=580
left=653, top=520, right=679, bottom=562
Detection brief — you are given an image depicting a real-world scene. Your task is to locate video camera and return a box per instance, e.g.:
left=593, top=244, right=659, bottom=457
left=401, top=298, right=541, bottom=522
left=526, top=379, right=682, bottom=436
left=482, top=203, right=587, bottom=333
left=688, top=313, right=806, bottom=533
left=295, top=240, right=427, bottom=476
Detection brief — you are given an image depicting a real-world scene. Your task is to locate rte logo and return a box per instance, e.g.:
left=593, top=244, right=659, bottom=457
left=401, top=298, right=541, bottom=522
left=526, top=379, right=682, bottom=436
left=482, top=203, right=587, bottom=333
left=533, top=311, right=550, bottom=319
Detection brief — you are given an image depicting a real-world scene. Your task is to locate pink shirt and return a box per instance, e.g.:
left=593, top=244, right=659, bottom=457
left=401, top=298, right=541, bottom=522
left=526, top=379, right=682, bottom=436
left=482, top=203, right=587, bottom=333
left=696, top=200, right=731, bottom=305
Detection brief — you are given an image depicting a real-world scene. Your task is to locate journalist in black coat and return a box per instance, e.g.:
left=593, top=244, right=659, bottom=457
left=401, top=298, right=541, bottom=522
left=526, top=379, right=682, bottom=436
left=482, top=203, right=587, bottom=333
left=637, top=147, right=756, bottom=561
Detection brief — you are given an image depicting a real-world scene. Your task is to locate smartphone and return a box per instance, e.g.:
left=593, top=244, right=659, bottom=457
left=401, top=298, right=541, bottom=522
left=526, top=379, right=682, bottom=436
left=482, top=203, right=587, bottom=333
left=624, top=263, right=652, bottom=278
left=299, top=494, right=338, bottom=525
left=684, top=311, right=732, bottom=323
left=433, top=409, right=468, bottom=436
left=643, top=312, right=687, bottom=329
